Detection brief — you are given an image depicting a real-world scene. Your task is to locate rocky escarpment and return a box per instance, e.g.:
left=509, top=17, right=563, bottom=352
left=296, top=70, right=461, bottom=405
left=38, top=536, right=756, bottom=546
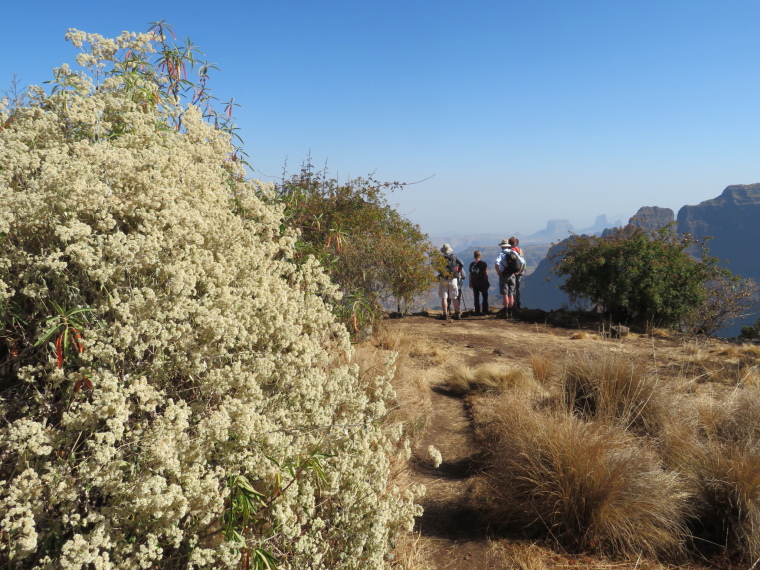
left=677, top=183, right=760, bottom=280
left=630, top=206, right=675, bottom=233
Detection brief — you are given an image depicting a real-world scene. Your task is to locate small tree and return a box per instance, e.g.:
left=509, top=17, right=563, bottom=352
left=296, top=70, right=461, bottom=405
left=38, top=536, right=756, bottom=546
left=276, top=162, right=438, bottom=321
left=686, top=274, right=759, bottom=336
left=549, top=225, right=755, bottom=331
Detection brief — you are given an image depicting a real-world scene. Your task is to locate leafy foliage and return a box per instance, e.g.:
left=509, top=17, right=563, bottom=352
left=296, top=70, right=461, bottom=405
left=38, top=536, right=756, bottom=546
left=550, top=225, right=754, bottom=331
left=741, top=318, right=760, bottom=340
left=276, top=162, right=438, bottom=323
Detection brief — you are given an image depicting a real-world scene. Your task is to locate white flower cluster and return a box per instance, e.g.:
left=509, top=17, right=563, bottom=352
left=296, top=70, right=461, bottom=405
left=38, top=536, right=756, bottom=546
left=0, top=31, right=419, bottom=569
left=427, top=445, right=443, bottom=469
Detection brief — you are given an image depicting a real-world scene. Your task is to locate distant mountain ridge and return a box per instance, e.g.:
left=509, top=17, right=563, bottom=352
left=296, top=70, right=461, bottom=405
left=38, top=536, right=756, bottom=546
left=429, top=214, right=622, bottom=249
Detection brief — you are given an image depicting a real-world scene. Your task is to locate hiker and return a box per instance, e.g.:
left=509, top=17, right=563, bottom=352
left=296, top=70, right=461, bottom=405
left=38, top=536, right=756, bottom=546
left=494, top=238, right=524, bottom=319
left=508, top=236, right=524, bottom=311
left=469, top=250, right=490, bottom=315
left=447, top=260, right=466, bottom=313
left=438, top=244, right=463, bottom=320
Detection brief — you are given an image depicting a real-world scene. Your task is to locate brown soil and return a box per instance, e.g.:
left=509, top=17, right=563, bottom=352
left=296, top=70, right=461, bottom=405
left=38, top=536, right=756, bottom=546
left=385, top=310, right=746, bottom=570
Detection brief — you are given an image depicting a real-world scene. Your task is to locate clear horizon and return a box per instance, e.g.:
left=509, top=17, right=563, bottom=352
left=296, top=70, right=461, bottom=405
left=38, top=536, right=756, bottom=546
left=3, top=1, right=759, bottom=239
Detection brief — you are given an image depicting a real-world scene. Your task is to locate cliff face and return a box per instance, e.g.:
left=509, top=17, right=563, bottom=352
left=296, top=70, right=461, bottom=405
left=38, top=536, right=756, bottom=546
left=520, top=240, right=572, bottom=311
left=630, top=206, right=675, bottom=233
left=677, top=184, right=760, bottom=280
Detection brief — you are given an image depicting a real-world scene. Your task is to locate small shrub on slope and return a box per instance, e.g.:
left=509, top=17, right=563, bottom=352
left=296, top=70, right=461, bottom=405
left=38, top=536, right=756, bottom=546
left=0, top=28, right=419, bottom=568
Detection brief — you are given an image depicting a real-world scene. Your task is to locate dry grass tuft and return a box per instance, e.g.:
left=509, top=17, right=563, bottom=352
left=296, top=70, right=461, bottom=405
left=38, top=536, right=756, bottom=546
left=473, top=396, right=689, bottom=558
left=559, top=349, right=673, bottom=437
left=649, top=327, right=672, bottom=338
left=682, top=354, right=758, bottom=386
left=713, top=343, right=760, bottom=359
left=528, top=350, right=560, bottom=386
left=389, top=531, right=430, bottom=570
left=661, top=386, right=760, bottom=562
left=486, top=540, right=549, bottom=570
left=444, top=363, right=537, bottom=395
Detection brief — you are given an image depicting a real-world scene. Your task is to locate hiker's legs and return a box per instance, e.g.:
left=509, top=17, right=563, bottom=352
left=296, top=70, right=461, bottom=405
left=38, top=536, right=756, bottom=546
left=482, top=289, right=489, bottom=313
left=498, top=273, right=510, bottom=310
left=438, top=279, right=450, bottom=317
left=514, top=276, right=521, bottom=309
left=504, top=276, right=516, bottom=317
left=439, top=279, right=458, bottom=318
left=472, top=289, right=481, bottom=313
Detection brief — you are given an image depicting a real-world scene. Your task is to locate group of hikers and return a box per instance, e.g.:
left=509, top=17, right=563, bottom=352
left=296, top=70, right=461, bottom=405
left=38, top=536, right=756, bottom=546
left=438, top=237, right=525, bottom=321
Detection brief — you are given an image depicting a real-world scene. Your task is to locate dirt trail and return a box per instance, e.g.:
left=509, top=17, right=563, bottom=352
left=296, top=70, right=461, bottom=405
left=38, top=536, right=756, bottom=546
left=412, top=381, right=484, bottom=569
left=395, top=313, right=569, bottom=570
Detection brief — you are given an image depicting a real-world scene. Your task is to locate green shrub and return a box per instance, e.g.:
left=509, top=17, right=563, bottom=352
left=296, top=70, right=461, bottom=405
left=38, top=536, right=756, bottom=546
left=550, top=226, right=726, bottom=329
left=740, top=317, right=760, bottom=341
left=0, top=27, right=419, bottom=568
left=276, top=163, right=438, bottom=321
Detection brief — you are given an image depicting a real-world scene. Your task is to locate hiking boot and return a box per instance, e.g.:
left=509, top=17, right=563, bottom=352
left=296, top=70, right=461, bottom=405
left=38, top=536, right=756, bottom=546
left=453, top=312, right=461, bottom=320
left=438, top=313, right=448, bottom=321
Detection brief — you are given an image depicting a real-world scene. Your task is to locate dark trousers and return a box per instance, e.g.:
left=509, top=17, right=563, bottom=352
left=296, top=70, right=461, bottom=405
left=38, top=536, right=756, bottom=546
left=514, top=275, right=521, bottom=309
left=473, top=287, right=488, bottom=313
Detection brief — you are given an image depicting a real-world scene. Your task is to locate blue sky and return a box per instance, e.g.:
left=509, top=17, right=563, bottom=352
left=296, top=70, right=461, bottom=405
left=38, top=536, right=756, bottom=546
left=3, top=1, right=759, bottom=238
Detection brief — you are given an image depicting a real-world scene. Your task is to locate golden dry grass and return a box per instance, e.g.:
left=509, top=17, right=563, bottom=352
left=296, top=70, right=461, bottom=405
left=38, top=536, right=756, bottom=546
left=649, top=327, right=672, bottom=338
left=485, top=541, right=549, bottom=570
left=472, top=395, right=689, bottom=559
left=527, top=349, right=560, bottom=386
left=389, top=532, right=431, bottom=570
left=558, top=349, right=676, bottom=437
left=444, top=362, right=538, bottom=396
left=380, top=314, right=760, bottom=567
left=661, top=389, right=760, bottom=563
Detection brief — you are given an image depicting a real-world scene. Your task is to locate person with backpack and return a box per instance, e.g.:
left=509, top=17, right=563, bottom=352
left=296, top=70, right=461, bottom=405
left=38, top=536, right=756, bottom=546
left=469, top=250, right=490, bottom=315
left=494, top=238, right=525, bottom=319
left=508, top=236, right=525, bottom=311
left=438, top=244, right=464, bottom=320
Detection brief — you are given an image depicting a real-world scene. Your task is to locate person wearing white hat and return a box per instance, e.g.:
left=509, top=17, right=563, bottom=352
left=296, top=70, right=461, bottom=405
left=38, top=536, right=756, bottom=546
left=438, top=244, right=463, bottom=320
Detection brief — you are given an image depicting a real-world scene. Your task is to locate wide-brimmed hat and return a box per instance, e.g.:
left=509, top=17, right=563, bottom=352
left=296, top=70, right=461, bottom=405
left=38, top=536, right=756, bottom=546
left=441, top=244, right=453, bottom=254
left=498, top=238, right=510, bottom=248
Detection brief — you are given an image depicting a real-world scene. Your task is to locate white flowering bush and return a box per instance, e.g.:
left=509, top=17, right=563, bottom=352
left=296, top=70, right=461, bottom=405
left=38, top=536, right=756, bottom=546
left=0, top=27, right=419, bottom=568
